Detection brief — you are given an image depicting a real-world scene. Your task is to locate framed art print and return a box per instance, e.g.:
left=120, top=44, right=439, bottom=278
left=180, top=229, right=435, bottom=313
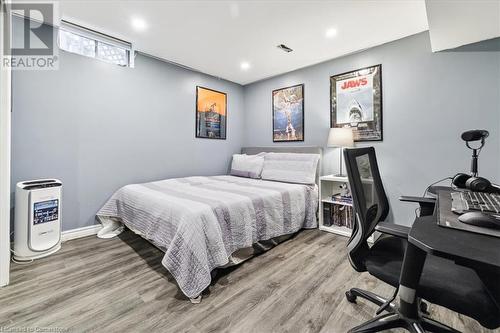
left=196, top=86, right=227, bottom=139
left=272, top=83, right=304, bottom=142
left=330, top=64, right=382, bottom=142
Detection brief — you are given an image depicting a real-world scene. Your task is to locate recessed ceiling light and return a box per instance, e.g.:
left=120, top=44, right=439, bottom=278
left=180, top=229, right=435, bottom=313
left=240, top=61, right=250, bottom=71
left=131, top=17, right=148, bottom=31
left=325, top=28, right=338, bottom=38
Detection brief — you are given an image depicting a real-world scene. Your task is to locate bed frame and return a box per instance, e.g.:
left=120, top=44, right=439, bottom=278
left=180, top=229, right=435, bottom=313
left=241, top=146, right=323, bottom=185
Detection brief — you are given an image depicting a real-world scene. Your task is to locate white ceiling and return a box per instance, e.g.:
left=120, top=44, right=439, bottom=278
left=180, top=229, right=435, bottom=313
left=56, top=0, right=429, bottom=85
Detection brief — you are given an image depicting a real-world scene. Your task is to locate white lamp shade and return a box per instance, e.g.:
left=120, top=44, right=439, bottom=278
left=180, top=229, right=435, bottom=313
left=327, top=127, right=354, bottom=148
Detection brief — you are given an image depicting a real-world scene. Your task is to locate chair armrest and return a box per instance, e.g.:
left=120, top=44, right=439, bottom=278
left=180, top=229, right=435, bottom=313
left=399, top=196, right=436, bottom=216
left=375, top=222, right=410, bottom=239
left=399, top=196, right=436, bottom=204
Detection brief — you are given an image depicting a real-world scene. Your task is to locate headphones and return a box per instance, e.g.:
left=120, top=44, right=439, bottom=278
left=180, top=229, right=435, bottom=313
left=452, top=173, right=492, bottom=192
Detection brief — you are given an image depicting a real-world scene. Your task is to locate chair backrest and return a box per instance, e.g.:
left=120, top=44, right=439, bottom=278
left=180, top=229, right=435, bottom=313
left=343, top=147, right=390, bottom=271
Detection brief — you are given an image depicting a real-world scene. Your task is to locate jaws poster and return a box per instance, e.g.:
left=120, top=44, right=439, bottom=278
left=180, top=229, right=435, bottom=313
left=330, top=65, right=382, bottom=142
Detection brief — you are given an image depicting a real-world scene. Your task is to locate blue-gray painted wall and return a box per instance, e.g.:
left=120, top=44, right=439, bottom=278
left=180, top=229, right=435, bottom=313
left=243, top=32, right=500, bottom=225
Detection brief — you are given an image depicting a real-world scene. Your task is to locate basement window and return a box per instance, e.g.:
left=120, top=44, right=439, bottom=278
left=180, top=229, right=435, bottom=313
left=58, top=21, right=134, bottom=67
left=58, top=30, right=96, bottom=58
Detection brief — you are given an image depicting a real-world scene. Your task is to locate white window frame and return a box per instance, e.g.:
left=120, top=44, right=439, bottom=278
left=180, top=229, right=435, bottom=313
left=59, top=20, right=135, bottom=68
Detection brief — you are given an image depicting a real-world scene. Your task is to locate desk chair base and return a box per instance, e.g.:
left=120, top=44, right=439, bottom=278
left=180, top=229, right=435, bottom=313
left=346, top=288, right=460, bottom=333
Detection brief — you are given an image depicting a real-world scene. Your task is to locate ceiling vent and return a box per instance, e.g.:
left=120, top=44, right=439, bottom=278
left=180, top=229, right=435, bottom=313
left=277, top=44, right=293, bottom=53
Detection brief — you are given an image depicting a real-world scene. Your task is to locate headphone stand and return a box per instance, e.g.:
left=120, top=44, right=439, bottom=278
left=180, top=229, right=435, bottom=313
left=470, top=148, right=478, bottom=177
left=466, top=138, right=485, bottom=177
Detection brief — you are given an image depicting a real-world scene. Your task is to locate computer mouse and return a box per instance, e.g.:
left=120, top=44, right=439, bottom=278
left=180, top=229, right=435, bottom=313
left=458, top=212, right=500, bottom=229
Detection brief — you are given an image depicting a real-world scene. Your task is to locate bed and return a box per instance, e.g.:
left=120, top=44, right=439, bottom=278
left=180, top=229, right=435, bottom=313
left=97, top=147, right=322, bottom=301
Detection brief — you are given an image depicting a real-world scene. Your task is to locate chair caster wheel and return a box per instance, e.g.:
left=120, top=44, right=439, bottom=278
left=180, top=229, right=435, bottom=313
left=420, top=301, right=429, bottom=314
left=345, top=290, right=357, bottom=303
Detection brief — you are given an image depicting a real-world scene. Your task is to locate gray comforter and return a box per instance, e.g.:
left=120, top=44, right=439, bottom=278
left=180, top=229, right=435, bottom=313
left=97, top=175, right=318, bottom=298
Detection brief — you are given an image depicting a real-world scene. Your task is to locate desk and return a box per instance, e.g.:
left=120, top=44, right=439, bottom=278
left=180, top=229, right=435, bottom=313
left=409, top=190, right=500, bottom=269
left=399, top=188, right=500, bottom=320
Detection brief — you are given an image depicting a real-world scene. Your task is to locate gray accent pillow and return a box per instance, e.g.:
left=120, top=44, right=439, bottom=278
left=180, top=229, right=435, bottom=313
left=230, top=154, right=265, bottom=179
left=261, top=153, right=320, bottom=184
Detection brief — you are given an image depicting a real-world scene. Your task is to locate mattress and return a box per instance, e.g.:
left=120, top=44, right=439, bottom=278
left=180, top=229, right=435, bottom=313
left=97, top=175, right=318, bottom=299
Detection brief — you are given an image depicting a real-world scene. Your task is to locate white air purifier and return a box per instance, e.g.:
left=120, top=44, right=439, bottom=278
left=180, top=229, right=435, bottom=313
left=14, top=179, right=62, bottom=261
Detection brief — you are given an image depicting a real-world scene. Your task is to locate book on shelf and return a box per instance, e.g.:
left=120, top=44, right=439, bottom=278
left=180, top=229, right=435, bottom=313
left=322, top=201, right=354, bottom=229
left=323, top=204, right=332, bottom=227
left=331, top=194, right=353, bottom=205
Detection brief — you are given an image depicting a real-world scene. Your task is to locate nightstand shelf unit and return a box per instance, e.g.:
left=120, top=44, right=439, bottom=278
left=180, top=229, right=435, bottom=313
left=319, top=175, right=378, bottom=243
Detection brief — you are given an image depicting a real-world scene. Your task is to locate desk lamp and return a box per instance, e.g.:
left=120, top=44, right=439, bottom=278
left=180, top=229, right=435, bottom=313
left=327, top=127, right=354, bottom=177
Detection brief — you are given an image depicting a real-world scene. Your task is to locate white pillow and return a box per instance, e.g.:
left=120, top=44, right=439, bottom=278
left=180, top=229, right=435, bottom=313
left=230, top=154, right=265, bottom=179
left=261, top=153, right=320, bottom=185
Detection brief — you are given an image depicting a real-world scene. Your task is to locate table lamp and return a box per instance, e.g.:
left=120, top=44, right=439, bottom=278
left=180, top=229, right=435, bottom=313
left=327, top=127, right=354, bottom=177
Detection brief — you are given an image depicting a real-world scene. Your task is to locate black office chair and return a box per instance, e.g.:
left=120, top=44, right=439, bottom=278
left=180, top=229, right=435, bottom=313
left=343, top=147, right=500, bottom=333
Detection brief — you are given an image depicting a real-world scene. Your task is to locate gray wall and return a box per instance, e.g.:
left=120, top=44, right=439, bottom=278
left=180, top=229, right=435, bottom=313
left=243, top=32, right=500, bottom=225
left=11, top=27, right=244, bottom=231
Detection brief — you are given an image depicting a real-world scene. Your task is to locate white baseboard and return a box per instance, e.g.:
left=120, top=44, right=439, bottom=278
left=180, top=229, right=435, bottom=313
left=61, top=224, right=102, bottom=242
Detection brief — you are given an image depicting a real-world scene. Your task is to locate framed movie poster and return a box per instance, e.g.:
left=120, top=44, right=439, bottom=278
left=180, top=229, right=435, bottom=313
left=330, top=64, right=382, bottom=141
left=196, top=86, right=227, bottom=139
left=272, top=84, right=304, bottom=142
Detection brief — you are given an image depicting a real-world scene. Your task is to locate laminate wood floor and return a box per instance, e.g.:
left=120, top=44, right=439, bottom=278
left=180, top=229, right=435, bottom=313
left=0, top=229, right=497, bottom=333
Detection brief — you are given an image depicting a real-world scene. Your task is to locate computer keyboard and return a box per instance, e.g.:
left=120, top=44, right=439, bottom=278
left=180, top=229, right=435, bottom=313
left=451, top=191, right=500, bottom=214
